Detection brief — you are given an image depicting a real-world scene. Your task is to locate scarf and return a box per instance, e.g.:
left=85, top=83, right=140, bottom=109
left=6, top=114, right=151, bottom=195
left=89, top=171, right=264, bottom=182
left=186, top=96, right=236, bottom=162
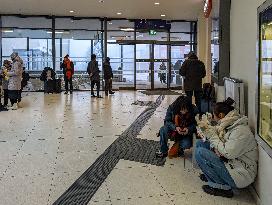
left=64, top=59, right=72, bottom=79
left=215, top=110, right=241, bottom=143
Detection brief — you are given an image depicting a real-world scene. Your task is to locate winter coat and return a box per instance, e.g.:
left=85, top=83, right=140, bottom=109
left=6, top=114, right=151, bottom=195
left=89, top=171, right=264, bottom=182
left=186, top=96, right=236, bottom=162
left=180, top=58, right=206, bottom=91
left=103, top=62, right=113, bottom=80
left=164, top=105, right=197, bottom=135
left=87, top=60, right=100, bottom=82
left=204, top=110, right=258, bottom=188
left=0, top=66, right=9, bottom=89
left=61, top=60, right=74, bottom=79
left=7, top=57, right=23, bottom=91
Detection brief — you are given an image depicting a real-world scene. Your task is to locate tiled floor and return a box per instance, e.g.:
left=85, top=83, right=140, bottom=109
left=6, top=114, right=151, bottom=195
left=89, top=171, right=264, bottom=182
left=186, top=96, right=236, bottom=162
left=0, top=91, right=255, bottom=205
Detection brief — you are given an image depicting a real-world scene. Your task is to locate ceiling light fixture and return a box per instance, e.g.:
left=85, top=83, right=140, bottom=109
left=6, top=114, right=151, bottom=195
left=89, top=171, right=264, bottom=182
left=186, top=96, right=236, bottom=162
left=69, top=10, right=74, bottom=13
left=161, top=14, right=166, bottom=17
left=155, top=2, right=160, bottom=5
left=99, top=0, right=104, bottom=3
left=2, top=29, right=13, bottom=33
left=117, top=12, right=122, bottom=15
left=109, top=22, right=113, bottom=25
left=120, top=27, right=134, bottom=32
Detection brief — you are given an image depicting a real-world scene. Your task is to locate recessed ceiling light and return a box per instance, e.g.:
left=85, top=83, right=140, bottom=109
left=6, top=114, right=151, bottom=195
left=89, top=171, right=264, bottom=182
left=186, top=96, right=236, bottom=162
left=155, top=2, right=160, bottom=5
left=117, top=12, right=122, bottom=15
left=69, top=10, right=74, bottom=13
left=161, top=14, right=166, bottom=17
left=99, top=0, right=104, bottom=2
left=109, top=22, right=113, bottom=25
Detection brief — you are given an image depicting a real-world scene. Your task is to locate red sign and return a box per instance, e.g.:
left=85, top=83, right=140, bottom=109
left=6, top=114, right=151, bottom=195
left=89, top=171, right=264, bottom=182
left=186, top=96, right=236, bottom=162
left=204, top=0, right=212, bottom=18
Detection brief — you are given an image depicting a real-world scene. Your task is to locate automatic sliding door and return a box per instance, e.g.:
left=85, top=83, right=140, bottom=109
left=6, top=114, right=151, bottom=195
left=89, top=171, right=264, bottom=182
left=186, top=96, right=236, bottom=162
left=136, top=44, right=151, bottom=89
left=154, top=44, right=168, bottom=89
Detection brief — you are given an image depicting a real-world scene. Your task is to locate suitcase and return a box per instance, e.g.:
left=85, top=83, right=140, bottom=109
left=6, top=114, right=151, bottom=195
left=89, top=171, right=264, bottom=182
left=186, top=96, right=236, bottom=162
left=44, top=80, right=55, bottom=93
left=54, top=79, right=62, bottom=93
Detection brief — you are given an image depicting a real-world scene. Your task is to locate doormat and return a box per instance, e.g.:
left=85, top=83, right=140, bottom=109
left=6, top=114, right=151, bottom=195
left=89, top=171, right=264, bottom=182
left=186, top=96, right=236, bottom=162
left=140, top=90, right=182, bottom=96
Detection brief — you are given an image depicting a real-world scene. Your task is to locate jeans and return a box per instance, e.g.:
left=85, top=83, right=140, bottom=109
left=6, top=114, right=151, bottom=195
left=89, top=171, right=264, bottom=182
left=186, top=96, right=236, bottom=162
left=64, top=77, right=73, bottom=92
left=91, top=80, right=100, bottom=96
left=185, top=90, right=202, bottom=114
left=105, top=78, right=112, bottom=94
left=195, top=140, right=237, bottom=190
left=3, top=89, right=8, bottom=106
left=159, top=125, right=193, bottom=154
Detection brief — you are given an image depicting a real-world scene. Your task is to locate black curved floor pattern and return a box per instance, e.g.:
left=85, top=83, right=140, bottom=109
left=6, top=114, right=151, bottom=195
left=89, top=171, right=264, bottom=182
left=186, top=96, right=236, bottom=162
left=53, top=95, right=166, bottom=205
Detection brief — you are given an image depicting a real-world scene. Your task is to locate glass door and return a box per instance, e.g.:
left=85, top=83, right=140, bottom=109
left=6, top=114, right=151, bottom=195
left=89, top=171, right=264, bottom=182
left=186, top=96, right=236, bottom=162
left=154, top=44, right=168, bottom=89
left=136, top=44, right=152, bottom=89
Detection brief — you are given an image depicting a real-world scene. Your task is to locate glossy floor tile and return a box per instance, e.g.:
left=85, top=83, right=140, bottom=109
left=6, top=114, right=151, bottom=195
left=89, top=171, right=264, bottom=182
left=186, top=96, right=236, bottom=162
left=0, top=91, right=255, bottom=205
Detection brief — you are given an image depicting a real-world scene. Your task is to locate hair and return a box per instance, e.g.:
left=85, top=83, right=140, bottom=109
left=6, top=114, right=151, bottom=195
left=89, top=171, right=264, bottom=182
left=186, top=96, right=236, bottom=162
left=213, top=97, right=235, bottom=117
left=91, top=54, right=96, bottom=60
left=171, top=95, right=193, bottom=115
left=188, top=51, right=198, bottom=60
left=105, top=57, right=110, bottom=62
left=64, top=54, right=69, bottom=58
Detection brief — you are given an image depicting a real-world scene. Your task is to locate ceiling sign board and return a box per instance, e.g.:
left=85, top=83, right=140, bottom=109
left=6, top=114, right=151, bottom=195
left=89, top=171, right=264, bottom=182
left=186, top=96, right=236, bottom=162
left=204, top=0, right=212, bottom=18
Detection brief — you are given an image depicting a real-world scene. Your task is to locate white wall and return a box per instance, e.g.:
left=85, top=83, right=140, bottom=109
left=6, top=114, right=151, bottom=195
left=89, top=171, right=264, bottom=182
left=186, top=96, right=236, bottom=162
left=230, top=0, right=272, bottom=205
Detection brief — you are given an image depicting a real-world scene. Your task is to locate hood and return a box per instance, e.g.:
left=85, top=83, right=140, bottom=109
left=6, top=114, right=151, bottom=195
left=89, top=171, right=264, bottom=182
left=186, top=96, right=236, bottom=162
left=219, top=110, right=248, bottom=130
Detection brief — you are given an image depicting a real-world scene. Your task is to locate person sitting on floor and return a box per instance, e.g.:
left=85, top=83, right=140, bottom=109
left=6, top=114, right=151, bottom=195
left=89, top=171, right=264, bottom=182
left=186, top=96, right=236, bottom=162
left=195, top=98, right=258, bottom=198
left=156, top=95, right=197, bottom=158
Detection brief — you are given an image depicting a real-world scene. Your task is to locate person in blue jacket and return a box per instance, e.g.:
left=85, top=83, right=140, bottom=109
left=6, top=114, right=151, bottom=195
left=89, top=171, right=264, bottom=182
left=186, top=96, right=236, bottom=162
left=156, top=95, right=198, bottom=158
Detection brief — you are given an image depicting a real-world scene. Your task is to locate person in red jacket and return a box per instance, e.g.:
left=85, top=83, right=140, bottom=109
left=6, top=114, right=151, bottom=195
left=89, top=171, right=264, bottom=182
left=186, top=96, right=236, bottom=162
left=61, top=54, right=74, bottom=94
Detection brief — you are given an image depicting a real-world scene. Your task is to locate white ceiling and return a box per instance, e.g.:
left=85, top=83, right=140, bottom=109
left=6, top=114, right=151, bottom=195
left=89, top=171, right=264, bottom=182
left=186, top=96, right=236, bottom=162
left=0, top=0, right=204, bottom=20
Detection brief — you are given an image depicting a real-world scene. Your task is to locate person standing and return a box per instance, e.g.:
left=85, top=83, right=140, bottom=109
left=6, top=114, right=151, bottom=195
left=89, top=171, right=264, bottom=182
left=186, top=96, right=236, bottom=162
left=6, top=52, right=23, bottom=110
left=87, top=54, right=102, bottom=98
left=0, top=60, right=11, bottom=108
left=180, top=52, right=206, bottom=113
left=61, top=54, right=74, bottom=94
left=103, top=57, right=115, bottom=96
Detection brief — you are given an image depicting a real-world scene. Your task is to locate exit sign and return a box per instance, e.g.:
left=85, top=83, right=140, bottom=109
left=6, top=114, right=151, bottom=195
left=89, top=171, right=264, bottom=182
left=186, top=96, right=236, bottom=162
left=149, top=30, right=157, bottom=35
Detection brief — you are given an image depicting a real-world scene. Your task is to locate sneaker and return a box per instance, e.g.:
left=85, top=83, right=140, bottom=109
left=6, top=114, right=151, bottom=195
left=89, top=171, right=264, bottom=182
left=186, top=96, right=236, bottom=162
left=105, top=92, right=108, bottom=96
left=97, top=95, right=103, bottom=98
left=70, top=91, right=73, bottom=94
left=109, top=91, right=115, bottom=95
left=199, top=174, right=208, bottom=182
left=17, top=102, right=23, bottom=108
left=9, top=103, right=18, bottom=110
left=64, top=91, right=68, bottom=95
left=202, top=185, right=233, bottom=198
left=155, top=151, right=168, bottom=158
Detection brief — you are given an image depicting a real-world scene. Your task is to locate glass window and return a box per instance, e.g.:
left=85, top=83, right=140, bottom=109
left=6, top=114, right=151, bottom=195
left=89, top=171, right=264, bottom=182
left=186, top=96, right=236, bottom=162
left=55, top=18, right=102, bottom=72
left=1, top=16, right=52, bottom=71
left=258, top=6, right=272, bottom=150
left=211, top=18, right=220, bottom=77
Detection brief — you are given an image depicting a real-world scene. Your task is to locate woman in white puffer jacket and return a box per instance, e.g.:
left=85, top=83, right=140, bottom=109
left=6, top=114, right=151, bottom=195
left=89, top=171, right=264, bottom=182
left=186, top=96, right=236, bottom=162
left=195, top=98, right=258, bottom=198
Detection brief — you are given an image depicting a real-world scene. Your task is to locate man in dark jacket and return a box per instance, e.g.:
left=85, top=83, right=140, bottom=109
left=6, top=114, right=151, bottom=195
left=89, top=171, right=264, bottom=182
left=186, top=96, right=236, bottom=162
left=180, top=52, right=206, bottom=113
left=87, top=54, right=102, bottom=98
left=61, top=54, right=74, bottom=94
left=103, top=57, right=115, bottom=96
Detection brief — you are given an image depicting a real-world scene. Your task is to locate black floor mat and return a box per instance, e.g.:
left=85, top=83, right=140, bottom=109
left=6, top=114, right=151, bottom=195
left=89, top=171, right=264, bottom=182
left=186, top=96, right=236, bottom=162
left=140, top=90, right=182, bottom=96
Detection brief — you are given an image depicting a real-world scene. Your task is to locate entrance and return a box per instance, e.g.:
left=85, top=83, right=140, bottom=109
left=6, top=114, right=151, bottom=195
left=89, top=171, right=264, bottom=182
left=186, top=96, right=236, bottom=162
left=136, top=42, right=169, bottom=90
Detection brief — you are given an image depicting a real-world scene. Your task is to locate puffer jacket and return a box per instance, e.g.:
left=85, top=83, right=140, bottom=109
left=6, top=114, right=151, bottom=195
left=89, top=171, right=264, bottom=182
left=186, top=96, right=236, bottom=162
left=7, top=57, right=23, bottom=91
left=180, top=58, right=206, bottom=91
left=103, top=61, right=113, bottom=80
left=0, top=66, right=9, bottom=89
left=204, top=110, right=258, bottom=188
left=87, top=60, right=100, bottom=82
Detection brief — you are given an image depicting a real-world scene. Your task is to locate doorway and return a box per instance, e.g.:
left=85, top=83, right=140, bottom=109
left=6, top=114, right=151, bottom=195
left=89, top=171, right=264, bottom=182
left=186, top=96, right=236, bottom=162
left=135, top=42, right=170, bottom=90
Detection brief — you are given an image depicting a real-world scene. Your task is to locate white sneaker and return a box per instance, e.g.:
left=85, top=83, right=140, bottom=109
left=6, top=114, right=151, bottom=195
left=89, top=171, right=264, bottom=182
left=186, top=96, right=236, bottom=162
left=17, top=102, right=23, bottom=108
left=10, top=103, right=18, bottom=110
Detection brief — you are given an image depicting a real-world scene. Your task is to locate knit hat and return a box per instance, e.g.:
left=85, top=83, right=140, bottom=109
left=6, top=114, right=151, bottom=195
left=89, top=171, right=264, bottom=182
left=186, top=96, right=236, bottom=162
left=10, top=52, right=18, bottom=60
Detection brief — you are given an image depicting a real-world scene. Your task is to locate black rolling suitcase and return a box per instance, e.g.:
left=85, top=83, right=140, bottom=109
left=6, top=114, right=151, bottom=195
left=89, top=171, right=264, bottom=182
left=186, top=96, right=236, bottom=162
left=54, top=79, right=62, bottom=93
left=44, top=80, right=55, bottom=93
left=201, top=83, right=215, bottom=114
